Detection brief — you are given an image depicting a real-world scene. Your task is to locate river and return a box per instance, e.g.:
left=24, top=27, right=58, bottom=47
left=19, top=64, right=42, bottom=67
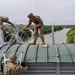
left=29, top=28, right=70, bottom=44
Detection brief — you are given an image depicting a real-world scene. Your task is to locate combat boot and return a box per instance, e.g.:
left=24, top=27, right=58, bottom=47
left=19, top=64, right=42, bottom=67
left=41, top=42, right=48, bottom=47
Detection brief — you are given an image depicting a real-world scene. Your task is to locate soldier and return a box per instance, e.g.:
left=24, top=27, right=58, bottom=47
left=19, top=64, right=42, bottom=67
left=23, top=13, right=46, bottom=45
left=0, top=16, right=15, bottom=34
left=4, top=54, right=28, bottom=75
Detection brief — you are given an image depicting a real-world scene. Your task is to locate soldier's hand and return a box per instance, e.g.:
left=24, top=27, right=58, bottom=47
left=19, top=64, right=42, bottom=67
left=14, top=24, right=16, bottom=27
left=22, top=26, right=27, bottom=31
left=24, top=66, right=28, bottom=71
left=13, top=24, right=16, bottom=28
left=6, top=31, right=10, bottom=34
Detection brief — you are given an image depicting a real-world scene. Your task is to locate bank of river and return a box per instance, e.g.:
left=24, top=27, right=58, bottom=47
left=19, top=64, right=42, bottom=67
left=30, top=28, right=70, bottom=44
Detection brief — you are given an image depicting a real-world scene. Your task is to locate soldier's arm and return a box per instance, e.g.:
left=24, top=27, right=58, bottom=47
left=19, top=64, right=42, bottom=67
left=6, top=21, right=15, bottom=27
left=16, top=65, right=28, bottom=72
left=0, top=19, right=3, bottom=26
left=38, top=17, right=43, bottom=25
left=37, top=17, right=43, bottom=28
left=26, top=20, right=32, bottom=28
left=1, top=27, right=7, bottom=32
left=20, top=66, right=28, bottom=72
left=37, top=16, right=43, bottom=23
left=22, top=20, right=32, bottom=30
left=0, top=19, right=6, bottom=32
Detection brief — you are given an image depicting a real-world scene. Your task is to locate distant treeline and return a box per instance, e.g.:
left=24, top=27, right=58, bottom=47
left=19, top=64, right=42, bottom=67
left=60, top=25, right=75, bottom=28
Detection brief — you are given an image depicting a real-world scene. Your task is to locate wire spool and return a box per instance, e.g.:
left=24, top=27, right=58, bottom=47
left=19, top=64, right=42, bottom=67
left=19, top=28, right=34, bottom=44
left=4, top=26, right=34, bottom=44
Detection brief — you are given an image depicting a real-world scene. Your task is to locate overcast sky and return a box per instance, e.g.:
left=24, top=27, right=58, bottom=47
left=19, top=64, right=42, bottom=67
left=0, top=0, right=75, bottom=25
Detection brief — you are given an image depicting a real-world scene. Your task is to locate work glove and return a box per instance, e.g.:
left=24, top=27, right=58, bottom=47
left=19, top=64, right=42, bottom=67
left=22, top=26, right=27, bottom=31
left=13, top=24, right=17, bottom=28
left=6, top=31, right=10, bottom=34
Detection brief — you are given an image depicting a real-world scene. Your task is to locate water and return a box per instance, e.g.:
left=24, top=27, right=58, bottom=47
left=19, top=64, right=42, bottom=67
left=53, top=28, right=70, bottom=44
left=35, top=28, right=70, bottom=44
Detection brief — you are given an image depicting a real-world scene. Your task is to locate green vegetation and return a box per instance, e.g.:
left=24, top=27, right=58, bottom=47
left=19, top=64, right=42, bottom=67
left=60, top=25, right=75, bottom=28
left=67, top=27, right=75, bottom=44
left=3, top=25, right=32, bottom=42
left=60, top=25, right=75, bottom=44
left=19, top=29, right=32, bottom=42
left=29, top=25, right=63, bottom=35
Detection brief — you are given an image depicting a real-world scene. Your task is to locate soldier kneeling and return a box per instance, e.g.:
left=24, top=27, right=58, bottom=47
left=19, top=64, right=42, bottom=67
left=4, top=54, right=28, bottom=75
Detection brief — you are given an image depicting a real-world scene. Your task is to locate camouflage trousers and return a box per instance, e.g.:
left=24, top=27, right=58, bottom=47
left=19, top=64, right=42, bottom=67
left=33, top=25, right=45, bottom=44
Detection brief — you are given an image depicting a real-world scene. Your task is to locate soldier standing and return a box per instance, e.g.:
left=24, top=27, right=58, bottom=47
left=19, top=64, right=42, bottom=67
left=23, top=13, right=46, bottom=45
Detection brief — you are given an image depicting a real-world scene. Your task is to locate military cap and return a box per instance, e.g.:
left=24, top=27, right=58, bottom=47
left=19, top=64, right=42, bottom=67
left=9, top=54, right=17, bottom=62
left=4, top=17, right=9, bottom=22
left=27, top=13, right=33, bottom=18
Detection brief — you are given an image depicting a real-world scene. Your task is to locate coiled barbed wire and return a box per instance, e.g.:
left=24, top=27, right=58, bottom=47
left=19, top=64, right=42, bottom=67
left=4, top=25, right=34, bottom=44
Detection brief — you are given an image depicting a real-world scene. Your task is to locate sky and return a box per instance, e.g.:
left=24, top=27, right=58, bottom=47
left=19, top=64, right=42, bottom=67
left=0, top=0, right=75, bottom=25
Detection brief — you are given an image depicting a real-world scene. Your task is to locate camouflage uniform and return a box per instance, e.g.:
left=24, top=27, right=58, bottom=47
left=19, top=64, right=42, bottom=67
left=0, top=16, right=15, bottom=33
left=4, top=54, right=28, bottom=75
left=24, top=13, right=45, bottom=45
